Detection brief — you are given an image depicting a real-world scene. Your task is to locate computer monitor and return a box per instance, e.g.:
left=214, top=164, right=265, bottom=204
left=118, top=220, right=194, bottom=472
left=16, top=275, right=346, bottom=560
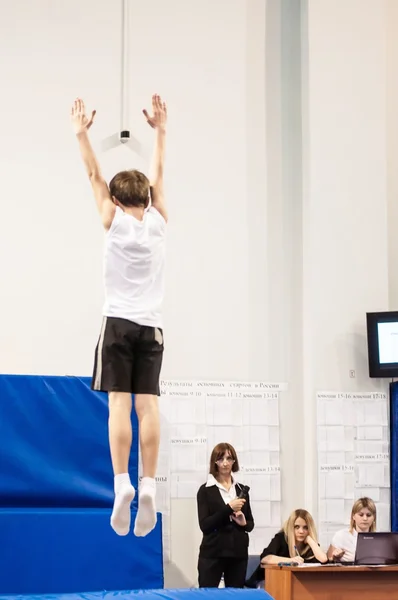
left=366, top=311, right=398, bottom=377
left=355, top=532, right=398, bottom=566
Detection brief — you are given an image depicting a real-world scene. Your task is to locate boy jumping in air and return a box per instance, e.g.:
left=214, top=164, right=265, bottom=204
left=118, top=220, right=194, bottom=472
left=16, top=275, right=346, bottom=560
left=71, top=94, right=168, bottom=537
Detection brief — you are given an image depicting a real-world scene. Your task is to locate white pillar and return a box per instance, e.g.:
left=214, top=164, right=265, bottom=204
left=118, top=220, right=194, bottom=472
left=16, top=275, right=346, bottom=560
left=247, top=0, right=307, bottom=517
left=387, top=0, right=398, bottom=308
left=302, top=0, right=389, bottom=515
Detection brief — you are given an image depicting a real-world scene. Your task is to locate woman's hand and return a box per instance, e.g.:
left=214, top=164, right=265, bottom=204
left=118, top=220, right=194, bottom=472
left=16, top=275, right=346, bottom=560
left=231, top=511, right=247, bottom=526
left=332, top=547, right=345, bottom=560
left=229, top=498, right=246, bottom=512
left=305, top=535, right=315, bottom=546
left=305, top=535, right=329, bottom=564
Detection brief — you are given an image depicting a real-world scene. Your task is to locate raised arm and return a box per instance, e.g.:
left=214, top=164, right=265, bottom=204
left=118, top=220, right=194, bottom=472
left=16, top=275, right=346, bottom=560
left=143, top=94, right=168, bottom=222
left=71, top=98, right=115, bottom=230
left=305, top=535, right=328, bottom=563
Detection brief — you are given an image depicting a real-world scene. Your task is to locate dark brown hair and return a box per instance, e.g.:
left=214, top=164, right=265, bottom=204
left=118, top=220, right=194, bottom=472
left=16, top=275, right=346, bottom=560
left=109, top=169, right=150, bottom=208
left=209, top=442, right=239, bottom=478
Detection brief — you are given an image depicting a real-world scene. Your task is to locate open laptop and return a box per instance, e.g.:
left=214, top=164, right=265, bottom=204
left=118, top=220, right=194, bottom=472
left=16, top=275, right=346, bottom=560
left=354, top=532, right=398, bottom=566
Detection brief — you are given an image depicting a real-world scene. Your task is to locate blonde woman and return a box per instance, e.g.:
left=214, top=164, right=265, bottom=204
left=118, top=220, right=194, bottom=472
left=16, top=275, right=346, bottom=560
left=246, top=509, right=327, bottom=587
left=260, top=509, right=328, bottom=565
left=327, top=497, right=377, bottom=562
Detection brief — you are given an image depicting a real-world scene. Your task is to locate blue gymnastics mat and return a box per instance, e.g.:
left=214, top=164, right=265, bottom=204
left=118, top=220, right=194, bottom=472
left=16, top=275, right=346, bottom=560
left=0, top=375, right=163, bottom=594
left=0, top=375, right=139, bottom=508
left=391, top=381, right=398, bottom=531
left=0, top=588, right=273, bottom=600
left=0, top=508, right=163, bottom=594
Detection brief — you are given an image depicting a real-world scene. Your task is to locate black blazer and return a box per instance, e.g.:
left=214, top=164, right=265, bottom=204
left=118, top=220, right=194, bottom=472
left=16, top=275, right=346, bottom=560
left=197, top=481, right=254, bottom=559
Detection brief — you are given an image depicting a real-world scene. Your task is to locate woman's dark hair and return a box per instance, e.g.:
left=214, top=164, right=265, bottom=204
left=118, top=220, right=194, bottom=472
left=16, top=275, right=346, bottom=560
left=209, top=442, right=239, bottom=477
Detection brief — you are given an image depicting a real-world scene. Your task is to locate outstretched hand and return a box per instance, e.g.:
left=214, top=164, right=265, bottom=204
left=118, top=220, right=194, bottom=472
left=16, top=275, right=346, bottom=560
left=143, top=94, right=167, bottom=132
left=71, top=98, right=96, bottom=134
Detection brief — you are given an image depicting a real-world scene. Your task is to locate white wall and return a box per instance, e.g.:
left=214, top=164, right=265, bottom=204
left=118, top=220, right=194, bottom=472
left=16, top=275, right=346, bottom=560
left=1, top=0, right=398, bottom=589
left=0, top=0, right=256, bottom=588
left=0, top=0, right=250, bottom=382
left=0, top=0, right=122, bottom=375
left=302, top=0, right=390, bottom=515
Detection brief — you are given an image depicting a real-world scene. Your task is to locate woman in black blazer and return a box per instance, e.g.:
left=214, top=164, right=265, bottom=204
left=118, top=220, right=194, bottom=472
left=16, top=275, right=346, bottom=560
left=196, top=442, right=254, bottom=588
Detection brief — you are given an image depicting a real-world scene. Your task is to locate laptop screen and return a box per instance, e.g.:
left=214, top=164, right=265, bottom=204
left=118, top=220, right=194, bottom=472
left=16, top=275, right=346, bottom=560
left=355, top=532, right=398, bottom=565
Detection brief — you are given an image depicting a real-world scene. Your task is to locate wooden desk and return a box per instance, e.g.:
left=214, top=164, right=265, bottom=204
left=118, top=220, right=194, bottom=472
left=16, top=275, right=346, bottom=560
left=264, top=564, right=398, bottom=600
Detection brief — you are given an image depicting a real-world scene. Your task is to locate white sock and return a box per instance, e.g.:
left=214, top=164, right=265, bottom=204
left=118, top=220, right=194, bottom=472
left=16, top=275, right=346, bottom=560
left=110, top=473, right=136, bottom=536
left=133, top=477, right=157, bottom=537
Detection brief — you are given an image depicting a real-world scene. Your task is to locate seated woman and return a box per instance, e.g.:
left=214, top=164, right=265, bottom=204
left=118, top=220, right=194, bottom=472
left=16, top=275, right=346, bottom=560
left=327, top=497, right=377, bottom=562
left=196, top=442, right=254, bottom=589
left=246, top=509, right=327, bottom=587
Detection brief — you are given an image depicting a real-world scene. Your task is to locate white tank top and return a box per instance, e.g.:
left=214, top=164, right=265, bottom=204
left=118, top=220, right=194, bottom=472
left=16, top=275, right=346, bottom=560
left=102, top=206, right=166, bottom=327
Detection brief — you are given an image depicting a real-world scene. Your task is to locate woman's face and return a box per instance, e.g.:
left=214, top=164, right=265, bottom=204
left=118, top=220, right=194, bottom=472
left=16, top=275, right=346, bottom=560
left=215, top=451, right=235, bottom=476
left=352, top=508, right=374, bottom=532
left=294, top=517, right=309, bottom=544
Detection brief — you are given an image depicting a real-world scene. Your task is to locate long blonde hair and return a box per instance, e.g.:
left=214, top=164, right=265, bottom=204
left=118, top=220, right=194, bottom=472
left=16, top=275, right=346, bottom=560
left=350, top=497, right=377, bottom=533
left=283, top=509, right=319, bottom=559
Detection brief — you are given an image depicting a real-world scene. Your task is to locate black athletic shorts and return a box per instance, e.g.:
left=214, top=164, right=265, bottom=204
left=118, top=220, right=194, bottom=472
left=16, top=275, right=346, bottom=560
left=91, top=317, right=164, bottom=395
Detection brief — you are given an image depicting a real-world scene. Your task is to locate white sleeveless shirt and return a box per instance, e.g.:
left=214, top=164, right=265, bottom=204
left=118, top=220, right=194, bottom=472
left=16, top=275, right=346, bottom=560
left=102, top=206, right=166, bottom=328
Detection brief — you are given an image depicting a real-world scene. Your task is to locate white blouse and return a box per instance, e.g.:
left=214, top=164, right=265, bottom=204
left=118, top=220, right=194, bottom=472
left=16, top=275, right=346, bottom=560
left=331, top=528, right=358, bottom=561
left=205, top=474, right=237, bottom=504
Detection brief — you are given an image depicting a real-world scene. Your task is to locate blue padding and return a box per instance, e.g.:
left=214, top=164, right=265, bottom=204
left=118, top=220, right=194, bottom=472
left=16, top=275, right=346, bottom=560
left=0, top=375, right=138, bottom=508
left=0, top=589, right=272, bottom=600
left=391, top=382, right=398, bottom=531
left=0, top=508, right=163, bottom=594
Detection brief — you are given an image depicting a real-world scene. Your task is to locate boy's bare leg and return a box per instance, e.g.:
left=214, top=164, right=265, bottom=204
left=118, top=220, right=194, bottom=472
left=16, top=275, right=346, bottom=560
left=108, top=391, right=136, bottom=535
left=133, top=394, right=160, bottom=536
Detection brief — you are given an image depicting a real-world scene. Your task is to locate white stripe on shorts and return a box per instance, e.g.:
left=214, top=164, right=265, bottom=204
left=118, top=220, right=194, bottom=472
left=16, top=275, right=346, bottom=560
left=93, top=317, right=108, bottom=390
